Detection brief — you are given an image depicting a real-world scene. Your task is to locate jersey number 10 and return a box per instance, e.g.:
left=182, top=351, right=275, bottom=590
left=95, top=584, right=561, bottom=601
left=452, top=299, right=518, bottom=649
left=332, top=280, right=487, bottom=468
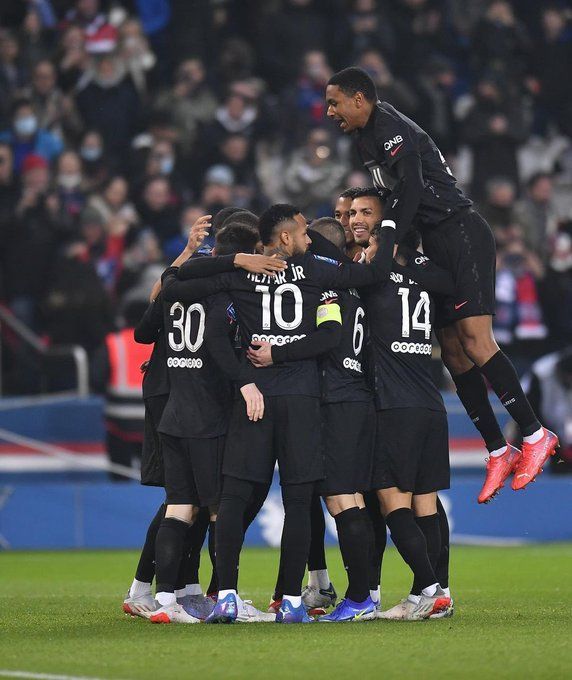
left=255, top=284, right=303, bottom=330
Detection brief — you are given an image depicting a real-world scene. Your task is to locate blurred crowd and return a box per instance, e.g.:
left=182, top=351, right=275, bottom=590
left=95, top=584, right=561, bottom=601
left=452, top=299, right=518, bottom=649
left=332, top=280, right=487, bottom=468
left=0, top=0, right=572, bottom=394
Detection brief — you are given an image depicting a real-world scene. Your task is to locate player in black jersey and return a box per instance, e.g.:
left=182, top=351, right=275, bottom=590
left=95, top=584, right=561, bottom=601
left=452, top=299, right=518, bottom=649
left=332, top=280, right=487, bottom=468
left=361, top=227, right=455, bottom=620
left=248, top=216, right=378, bottom=622
left=161, top=203, right=398, bottom=623
left=326, top=67, right=558, bottom=503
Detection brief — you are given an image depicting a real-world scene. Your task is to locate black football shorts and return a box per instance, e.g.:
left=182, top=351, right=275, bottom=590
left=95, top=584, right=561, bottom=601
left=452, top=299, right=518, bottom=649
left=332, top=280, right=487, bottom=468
left=141, top=394, right=168, bottom=487
left=372, top=407, right=450, bottom=494
left=162, top=433, right=224, bottom=507
left=422, top=208, right=496, bottom=329
left=318, top=401, right=375, bottom=497
left=223, top=395, right=323, bottom=485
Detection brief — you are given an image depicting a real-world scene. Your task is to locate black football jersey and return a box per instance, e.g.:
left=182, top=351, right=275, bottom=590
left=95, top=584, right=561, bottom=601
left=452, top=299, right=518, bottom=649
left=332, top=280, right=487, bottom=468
left=319, top=288, right=372, bottom=404
left=158, top=295, right=232, bottom=438
left=355, top=101, right=471, bottom=225
left=362, top=258, right=445, bottom=413
left=162, top=251, right=392, bottom=397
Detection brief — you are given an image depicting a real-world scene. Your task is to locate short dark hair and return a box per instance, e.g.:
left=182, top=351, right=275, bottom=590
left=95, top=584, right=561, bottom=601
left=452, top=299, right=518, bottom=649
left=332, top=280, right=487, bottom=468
left=212, top=206, right=243, bottom=235
left=328, top=67, right=377, bottom=102
left=351, top=187, right=382, bottom=201
left=222, top=209, right=259, bottom=233
left=310, top=217, right=346, bottom=252
left=258, top=203, right=300, bottom=246
left=215, top=223, right=259, bottom=256
left=527, top=172, right=552, bottom=190
left=338, top=186, right=361, bottom=200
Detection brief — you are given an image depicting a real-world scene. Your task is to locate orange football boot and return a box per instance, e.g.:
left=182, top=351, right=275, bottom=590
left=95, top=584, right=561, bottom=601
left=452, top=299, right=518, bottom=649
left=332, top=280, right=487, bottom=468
left=478, top=445, right=521, bottom=503
left=512, top=428, right=559, bottom=491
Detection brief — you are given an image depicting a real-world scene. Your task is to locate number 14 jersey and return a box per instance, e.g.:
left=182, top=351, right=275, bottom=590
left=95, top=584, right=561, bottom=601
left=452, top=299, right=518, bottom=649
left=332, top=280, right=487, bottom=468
left=362, top=265, right=445, bottom=413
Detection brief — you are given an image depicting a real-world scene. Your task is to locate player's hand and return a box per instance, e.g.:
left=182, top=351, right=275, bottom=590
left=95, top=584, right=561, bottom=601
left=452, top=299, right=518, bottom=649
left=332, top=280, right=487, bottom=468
left=186, top=214, right=212, bottom=253
left=240, top=383, right=264, bottom=421
left=247, top=341, right=273, bottom=367
left=353, top=250, right=364, bottom=263
left=234, top=253, right=287, bottom=276
left=140, top=360, right=149, bottom=374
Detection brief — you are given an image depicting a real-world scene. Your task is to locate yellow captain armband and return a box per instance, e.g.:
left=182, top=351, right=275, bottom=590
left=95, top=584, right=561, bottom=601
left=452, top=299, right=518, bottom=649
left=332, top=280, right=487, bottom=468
left=316, top=303, right=342, bottom=326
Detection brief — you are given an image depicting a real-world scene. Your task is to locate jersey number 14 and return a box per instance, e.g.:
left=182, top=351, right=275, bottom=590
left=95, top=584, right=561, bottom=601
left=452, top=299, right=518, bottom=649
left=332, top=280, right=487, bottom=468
left=397, top=288, right=431, bottom=340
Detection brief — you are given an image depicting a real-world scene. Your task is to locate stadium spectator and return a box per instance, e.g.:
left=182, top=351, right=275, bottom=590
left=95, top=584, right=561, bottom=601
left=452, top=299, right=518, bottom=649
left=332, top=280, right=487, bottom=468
left=539, top=221, right=572, bottom=351
left=20, top=59, right=82, bottom=142
left=477, top=177, right=517, bottom=234
left=521, top=349, right=572, bottom=473
left=75, top=53, right=141, bottom=162
left=6, top=153, right=59, bottom=327
left=79, top=128, right=111, bottom=190
left=154, top=58, right=217, bottom=155
left=0, top=29, right=28, bottom=124
left=54, top=149, right=87, bottom=232
left=136, top=176, right=179, bottom=246
left=494, top=234, right=547, bottom=374
left=530, top=5, right=572, bottom=136
left=92, top=297, right=152, bottom=481
left=283, top=127, right=348, bottom=217
left=512, top=173, right=559, bottom=259
left=461, top=73, right=528, bottom=199
left=357, top=49, right=418, bottom=119
left=0, top=97, right=63, bottom=173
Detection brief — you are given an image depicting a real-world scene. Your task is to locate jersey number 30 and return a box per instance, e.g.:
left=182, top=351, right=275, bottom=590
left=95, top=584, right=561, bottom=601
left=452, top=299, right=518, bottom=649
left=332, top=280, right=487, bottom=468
left=168, top=302, right=206, bottom=352
left=397, top=288, right=431, bottom=340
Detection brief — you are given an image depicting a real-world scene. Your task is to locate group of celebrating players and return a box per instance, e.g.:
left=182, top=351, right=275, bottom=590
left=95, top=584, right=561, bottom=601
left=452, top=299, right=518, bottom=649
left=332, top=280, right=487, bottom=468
left=121, top=67, right=559, bottom=625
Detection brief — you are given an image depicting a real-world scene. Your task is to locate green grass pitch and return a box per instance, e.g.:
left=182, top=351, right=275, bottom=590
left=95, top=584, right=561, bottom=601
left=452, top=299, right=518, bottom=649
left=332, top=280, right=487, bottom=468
left=1, top=544, right=571, bottom=679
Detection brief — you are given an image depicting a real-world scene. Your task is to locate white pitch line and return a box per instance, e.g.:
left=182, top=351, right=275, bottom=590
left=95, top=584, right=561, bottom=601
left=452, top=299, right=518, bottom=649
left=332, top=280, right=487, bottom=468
left=0, top=671, right=125, bottom=680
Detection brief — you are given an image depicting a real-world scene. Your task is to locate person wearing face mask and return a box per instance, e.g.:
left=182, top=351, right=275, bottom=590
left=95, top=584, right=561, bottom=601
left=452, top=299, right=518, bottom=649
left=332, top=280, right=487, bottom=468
left=79, top=129, right=111, bottom=191
left=54, top=150, right=87, bottom=231
left=0, top=97, right=63, bottom=173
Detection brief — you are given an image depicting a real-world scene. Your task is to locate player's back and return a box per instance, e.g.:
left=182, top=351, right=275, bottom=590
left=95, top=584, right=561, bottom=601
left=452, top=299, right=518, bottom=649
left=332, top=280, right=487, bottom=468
left=363, top=266, right=444, bottom=413
left=228, top=253, right=331, bottom=397
left=319, top=287, right=372, bottom=404
left=159, top=295, right=231, bottom=438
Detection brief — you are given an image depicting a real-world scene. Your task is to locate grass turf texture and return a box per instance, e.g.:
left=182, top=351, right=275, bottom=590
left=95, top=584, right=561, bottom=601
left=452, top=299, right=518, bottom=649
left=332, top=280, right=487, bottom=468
left=1, top=545, right=571, bottom=679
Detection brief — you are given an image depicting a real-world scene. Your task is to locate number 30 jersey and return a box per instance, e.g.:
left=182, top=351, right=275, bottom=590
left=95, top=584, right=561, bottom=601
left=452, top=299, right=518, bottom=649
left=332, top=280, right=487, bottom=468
left=158, top=296, right=232, bottom=438
left=362, top=263, right=445, bottom=413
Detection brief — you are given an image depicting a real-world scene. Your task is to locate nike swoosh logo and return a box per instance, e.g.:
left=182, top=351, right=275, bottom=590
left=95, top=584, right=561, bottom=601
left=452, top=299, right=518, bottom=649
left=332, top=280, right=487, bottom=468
left=454, top=301, right=468, bottom=310
left=390, top=143, right=403, bottom=157
left=354, top=609, right=369, bottom=620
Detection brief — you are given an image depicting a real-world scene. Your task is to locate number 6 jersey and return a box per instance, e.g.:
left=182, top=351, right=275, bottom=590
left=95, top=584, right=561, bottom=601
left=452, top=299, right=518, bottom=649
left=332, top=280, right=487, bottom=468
left=158, top=295, right=232, bottom=438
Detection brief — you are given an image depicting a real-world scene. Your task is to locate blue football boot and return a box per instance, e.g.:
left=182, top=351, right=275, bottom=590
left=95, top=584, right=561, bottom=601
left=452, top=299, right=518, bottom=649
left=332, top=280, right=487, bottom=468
left=318, top=596, right=377, bottom=622
left=204, top=592, right=238, bottom=623
left=275, top=599, right=313, bottom=623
